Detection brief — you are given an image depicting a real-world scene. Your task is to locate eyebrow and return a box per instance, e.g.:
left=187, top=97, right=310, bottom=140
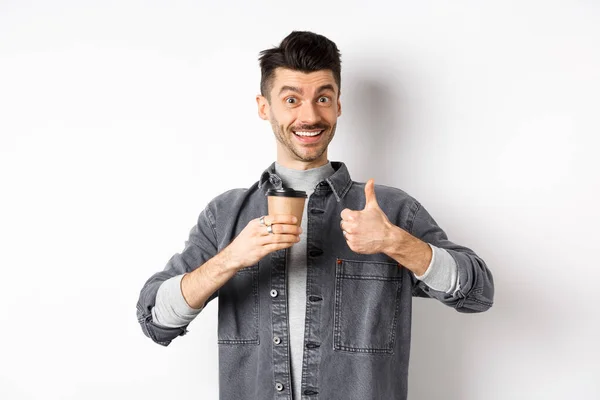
left=278, top=84, right=336, bottom=96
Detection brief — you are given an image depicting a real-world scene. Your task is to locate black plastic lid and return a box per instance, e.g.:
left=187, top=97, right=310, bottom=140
left=266, top=188, right=307, bottom=198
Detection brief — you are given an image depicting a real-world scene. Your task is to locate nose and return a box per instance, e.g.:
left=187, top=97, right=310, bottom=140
left=297, top=102, right=320, bottom=125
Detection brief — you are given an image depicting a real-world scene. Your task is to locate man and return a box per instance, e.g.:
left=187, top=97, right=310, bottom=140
left=136, top=31, right=494, bottom=400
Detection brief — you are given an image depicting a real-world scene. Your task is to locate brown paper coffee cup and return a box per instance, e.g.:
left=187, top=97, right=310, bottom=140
left=266, top=188, right=307, bottom=227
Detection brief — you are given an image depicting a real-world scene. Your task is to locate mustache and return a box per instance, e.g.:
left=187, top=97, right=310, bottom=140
left=291, top=124, right=329, bottom=131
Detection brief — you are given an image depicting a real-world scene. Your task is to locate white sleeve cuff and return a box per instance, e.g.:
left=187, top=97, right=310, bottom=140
left=414, top=244, right=459, bottom=294
left=151, top=274, right=203, bottom=328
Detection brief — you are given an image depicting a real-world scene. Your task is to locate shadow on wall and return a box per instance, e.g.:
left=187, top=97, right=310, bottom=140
left=338, top=66, right=413, bottom=186
left=344, top=66, right=469, bottom=399
left=344, top=61, right=572, bottom=399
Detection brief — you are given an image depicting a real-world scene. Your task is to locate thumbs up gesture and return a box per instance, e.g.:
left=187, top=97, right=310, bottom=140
left=340, top=179, right=395, bottom=255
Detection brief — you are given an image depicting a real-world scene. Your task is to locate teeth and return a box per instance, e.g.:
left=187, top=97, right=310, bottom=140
left=295, top=131, right=322, bottom=137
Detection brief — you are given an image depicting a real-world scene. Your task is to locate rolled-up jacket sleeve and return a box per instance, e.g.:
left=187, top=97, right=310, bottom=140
left=136, top=205, right=219, bottom=346
left=409, top=201, right=494, bottom=313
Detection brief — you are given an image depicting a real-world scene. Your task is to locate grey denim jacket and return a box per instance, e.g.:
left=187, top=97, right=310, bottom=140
left=136, top=161, right=494, bottom=400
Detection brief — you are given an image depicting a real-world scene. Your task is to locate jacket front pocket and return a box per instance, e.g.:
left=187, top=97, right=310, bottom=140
left=218, top=265, right=259, bottom=345
left=333, top=259, right=402, bottom=354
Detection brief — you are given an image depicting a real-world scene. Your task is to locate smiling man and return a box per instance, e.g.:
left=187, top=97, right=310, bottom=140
left=136, top=31, right=494, bottom=400
left=258, top=67, right=340, bottom=171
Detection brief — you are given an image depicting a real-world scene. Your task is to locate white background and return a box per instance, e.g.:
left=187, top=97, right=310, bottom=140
left=1, top=1, right=599, bottom=399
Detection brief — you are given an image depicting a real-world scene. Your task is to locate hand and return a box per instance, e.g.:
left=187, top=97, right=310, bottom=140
left=340, top=179, right=396, bottom=255
left=223, top=214, right=301, bottom=270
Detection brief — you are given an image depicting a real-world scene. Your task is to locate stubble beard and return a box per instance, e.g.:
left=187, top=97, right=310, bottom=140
left=271, top=119, right=337, bottom=163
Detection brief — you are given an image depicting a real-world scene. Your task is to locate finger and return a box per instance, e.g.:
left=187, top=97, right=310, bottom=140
left=342, top=224, right=353, bottom=234
left=343, top=231, right=352, bottom=241
left=260, top=233, right=301, bottom=245
left=257, top=224, right=301, bottom=236
left=269, top=224, right=302, bottom=235
left=341, top=219, right=357, bottom=233
left=340, top=208, right=356, bottom=220
left=263, top=242, right=296, bottom=253
left=364, top=179, right=379, bottom=209
left=268, top=214, right=298, bottom=225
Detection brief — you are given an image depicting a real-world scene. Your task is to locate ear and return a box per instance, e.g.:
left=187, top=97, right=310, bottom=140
left=337, top=97, right=342, bottom=117
left=256, top=95, right=270, bottom=121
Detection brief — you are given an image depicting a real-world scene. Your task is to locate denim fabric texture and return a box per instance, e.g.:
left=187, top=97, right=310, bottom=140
left=136, top=161, right=494, bottom=400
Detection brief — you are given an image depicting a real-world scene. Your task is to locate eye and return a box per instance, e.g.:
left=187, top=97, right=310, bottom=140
left=318, top=96, right=330, bottom=103
left=285, top=97, right=297, bottom=104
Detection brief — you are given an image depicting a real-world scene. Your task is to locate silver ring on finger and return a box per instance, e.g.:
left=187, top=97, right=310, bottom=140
left=267, top=225, right=274, bottom=234
left=259, top=216, right=267, bottom=226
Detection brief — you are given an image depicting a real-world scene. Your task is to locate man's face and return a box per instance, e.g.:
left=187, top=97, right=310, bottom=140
left=256, top=68, right=342, bottom=169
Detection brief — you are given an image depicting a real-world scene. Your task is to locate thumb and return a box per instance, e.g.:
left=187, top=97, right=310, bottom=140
left=364, top=179, right=379, bottom=209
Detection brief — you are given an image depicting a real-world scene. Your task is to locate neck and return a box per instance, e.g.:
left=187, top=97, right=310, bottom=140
left=274, top=160, right=335, bottom=194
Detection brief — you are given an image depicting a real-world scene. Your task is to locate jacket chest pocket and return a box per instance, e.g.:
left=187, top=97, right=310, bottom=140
left=218, top=265, right=259, bottom=345
left=333, top=259, right=402, bottom=354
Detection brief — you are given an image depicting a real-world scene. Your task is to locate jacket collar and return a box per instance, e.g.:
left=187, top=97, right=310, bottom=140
left=258, top=161, right=353, bottom=202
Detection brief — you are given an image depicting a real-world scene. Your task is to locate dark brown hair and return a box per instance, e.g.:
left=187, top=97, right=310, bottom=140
left=258, top=31, right=342, bottom=100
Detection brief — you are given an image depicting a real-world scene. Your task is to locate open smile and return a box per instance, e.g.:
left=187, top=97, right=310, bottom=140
left=293, top=130, right=324, bottom=144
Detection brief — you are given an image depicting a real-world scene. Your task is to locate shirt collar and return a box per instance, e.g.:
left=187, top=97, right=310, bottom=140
left=258, top=161, right=353, bottom=202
